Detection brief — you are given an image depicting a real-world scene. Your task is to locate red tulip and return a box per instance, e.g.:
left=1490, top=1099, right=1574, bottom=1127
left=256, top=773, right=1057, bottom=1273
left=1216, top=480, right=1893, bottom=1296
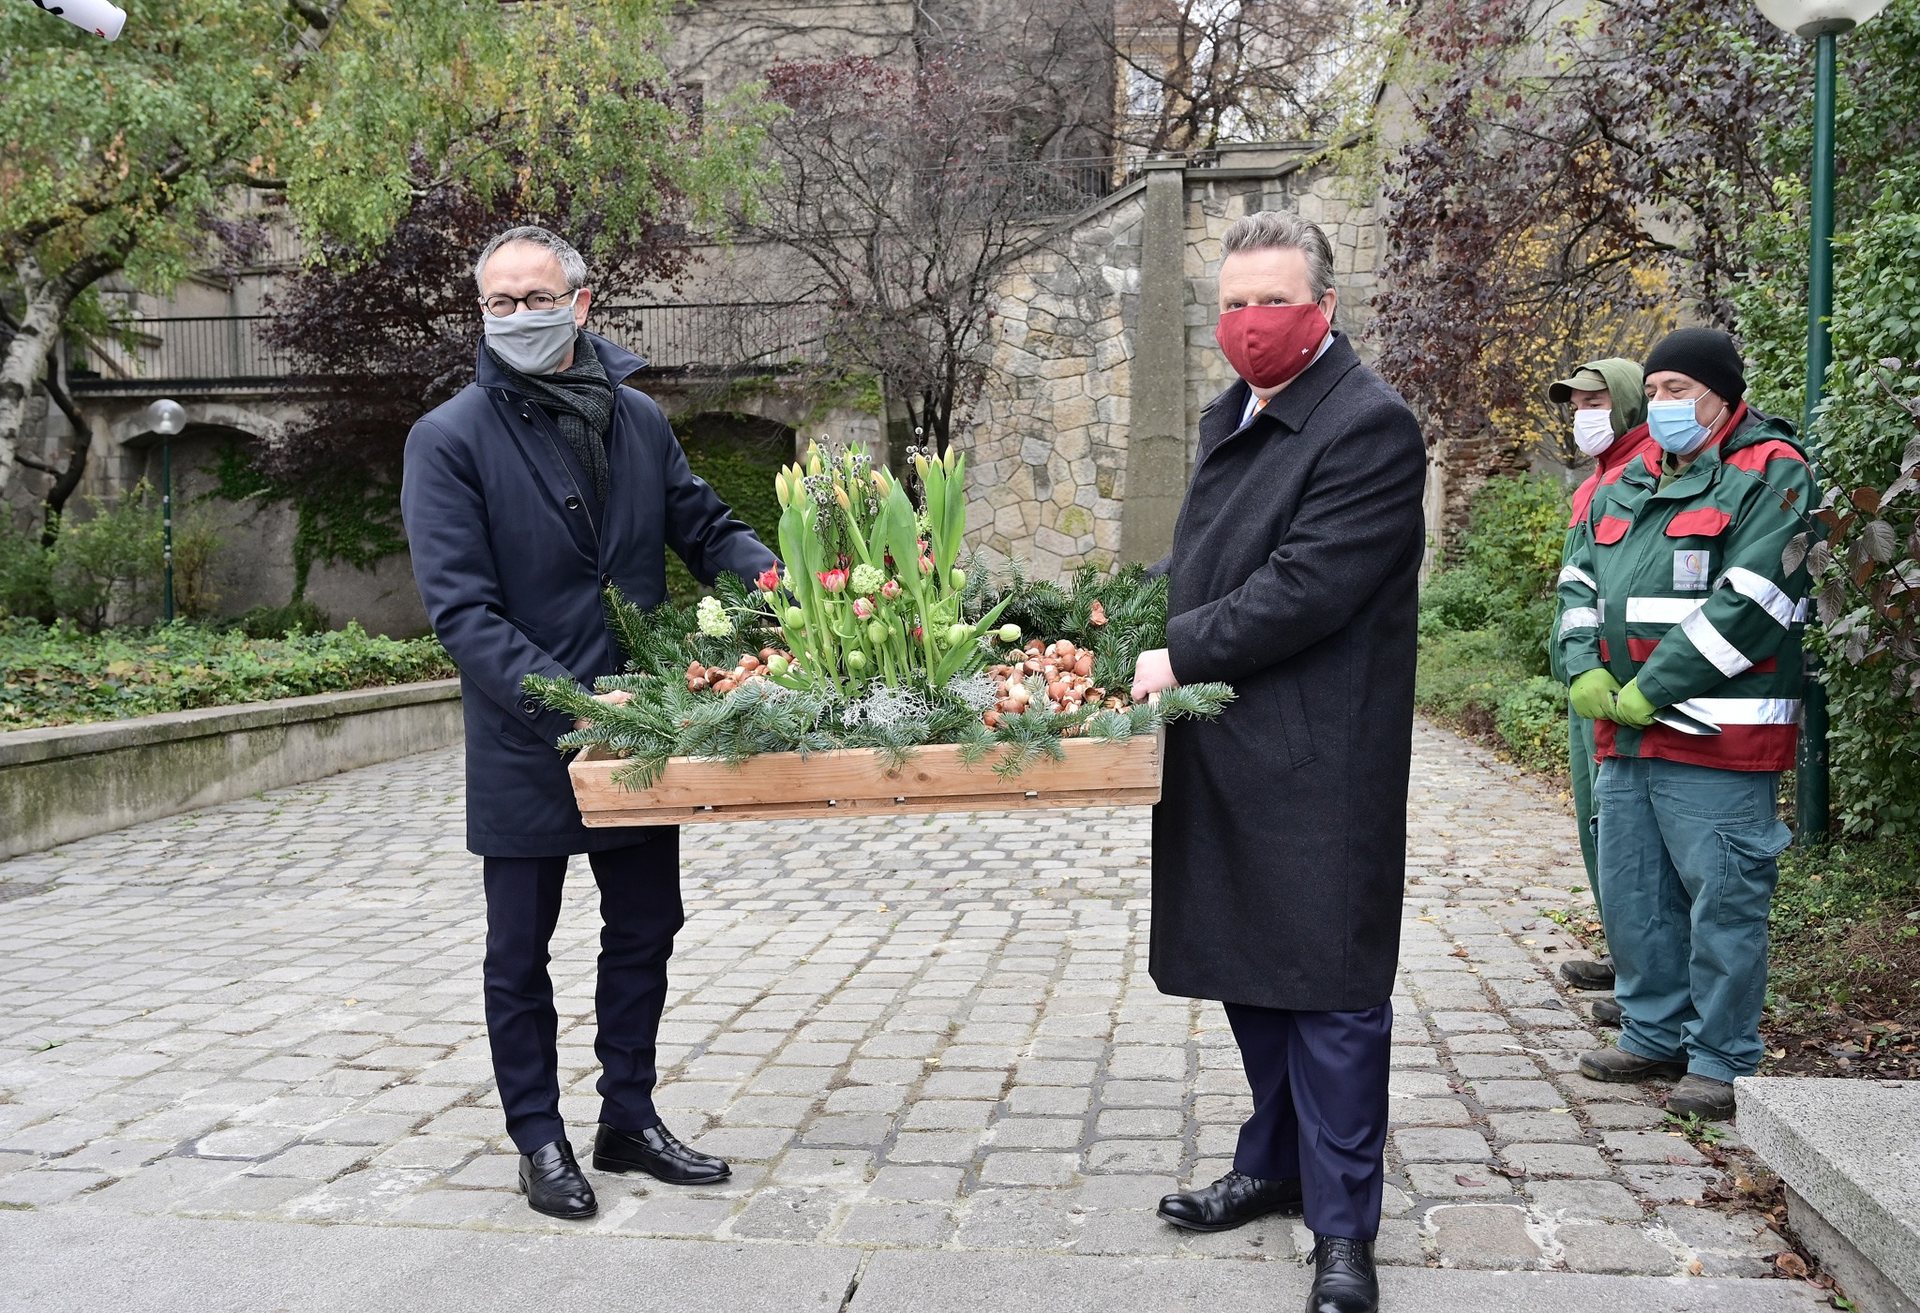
left=817, top=568, right=849, bottom=593
left=756, top=567, right=782, bottom=594
left=881, top=579, right=902, bottom=601
left=853, top=597, right=874, bottom=619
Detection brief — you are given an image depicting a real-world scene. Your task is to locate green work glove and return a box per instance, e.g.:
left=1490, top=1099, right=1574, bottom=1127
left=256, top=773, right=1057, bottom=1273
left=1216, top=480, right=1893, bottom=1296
left=1614, top=679, right=1658, bottom=729
left=1568, top=669, right=1621, bottom=721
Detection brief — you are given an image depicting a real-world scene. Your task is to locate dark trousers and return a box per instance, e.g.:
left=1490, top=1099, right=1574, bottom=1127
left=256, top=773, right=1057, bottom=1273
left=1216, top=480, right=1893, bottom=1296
left=1224, top=999, right=1393, bottom=1241
left=481, top=836, right=683, bottom=1153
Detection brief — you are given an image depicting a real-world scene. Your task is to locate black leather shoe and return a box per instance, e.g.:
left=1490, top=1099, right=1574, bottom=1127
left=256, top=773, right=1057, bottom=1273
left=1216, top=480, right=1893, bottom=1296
left=518, top=1140, right=597, bottom=1219
left=593, top=1121, right=730, bottom=1185
left=1591, top=996, right=1623, bottom=1027
left=1157, top=1170, right=1303, bottom=1232
left=1560, top=958, right=1616, bottom=990
left=1307, top=1235, right=1379, bottom=1313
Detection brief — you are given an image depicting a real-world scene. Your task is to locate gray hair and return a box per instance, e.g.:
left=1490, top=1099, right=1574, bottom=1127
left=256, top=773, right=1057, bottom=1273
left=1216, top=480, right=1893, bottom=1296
left=1220, top=211, right=1336, bottom=302
left=473, top=225, right=589, bottom=290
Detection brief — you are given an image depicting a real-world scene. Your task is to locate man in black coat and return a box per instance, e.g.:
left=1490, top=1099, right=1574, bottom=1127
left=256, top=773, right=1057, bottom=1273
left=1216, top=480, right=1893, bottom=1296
left=1132, top=212, right=1427, bottom=1313
left=401, top=226, right=777, bottom=1220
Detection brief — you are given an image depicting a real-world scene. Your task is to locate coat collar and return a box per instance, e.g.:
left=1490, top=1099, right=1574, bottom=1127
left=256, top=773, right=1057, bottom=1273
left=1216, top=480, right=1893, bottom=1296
left=473, top=329, right=649, bottom=395
left=1199, top=332, right=1362, bottom=449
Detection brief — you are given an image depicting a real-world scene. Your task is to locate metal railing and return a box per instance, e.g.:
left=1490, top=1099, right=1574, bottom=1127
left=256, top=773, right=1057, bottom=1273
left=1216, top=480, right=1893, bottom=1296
left=594, top=301, right=827, bottom=372
left=68, top=302, right=829, bottom=390
left=69, top=316, right=298, bottom=390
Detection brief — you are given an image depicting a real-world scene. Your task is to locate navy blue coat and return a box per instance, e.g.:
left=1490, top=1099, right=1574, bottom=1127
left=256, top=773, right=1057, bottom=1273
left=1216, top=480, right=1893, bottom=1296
left=401, top=333, right=777, bottom=857
left=1151, top=333, right=1428, bottom=1012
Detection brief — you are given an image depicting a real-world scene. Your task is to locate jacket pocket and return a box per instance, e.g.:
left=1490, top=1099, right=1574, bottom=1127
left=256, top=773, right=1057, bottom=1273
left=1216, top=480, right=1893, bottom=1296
left=1265, top=673, right=1318, bottom=770
left=1595, top=515, right=1632, bottom=545
left=1666, top=507, right=1732, bottom=537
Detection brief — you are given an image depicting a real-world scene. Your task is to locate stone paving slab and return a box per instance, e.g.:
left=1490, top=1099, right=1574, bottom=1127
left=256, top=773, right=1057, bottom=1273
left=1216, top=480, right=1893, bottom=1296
left=0, top=1211, right=1833, bottom=1313
left=0, top=1211, right=861, bottom=1313
left=0, top=722, right=1804, bottom=1291
left=852, top=1249, right=1831, bottom=1313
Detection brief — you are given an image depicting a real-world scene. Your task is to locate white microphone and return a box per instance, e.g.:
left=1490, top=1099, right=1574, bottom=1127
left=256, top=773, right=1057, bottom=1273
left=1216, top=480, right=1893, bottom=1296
left=25, top=0, right=127, bottom=41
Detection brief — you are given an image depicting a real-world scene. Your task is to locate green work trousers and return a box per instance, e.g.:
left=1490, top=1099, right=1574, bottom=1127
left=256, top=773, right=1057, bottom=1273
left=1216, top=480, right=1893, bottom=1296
left=1595, top=756, right=1791, bottom=1083
left=1568, top=709, right=1600, bottom=915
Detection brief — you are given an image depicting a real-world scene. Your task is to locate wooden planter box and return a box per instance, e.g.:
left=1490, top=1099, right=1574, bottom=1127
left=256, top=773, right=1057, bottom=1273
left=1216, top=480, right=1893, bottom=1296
left=569, top=734, right=1163, bottom=826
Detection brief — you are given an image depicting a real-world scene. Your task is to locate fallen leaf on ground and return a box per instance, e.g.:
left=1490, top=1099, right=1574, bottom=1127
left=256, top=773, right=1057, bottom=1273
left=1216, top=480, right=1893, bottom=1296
left=1773, top=1253, right=1809, bottom=1279
left=1454, top=1174, right=1486, bottom=1187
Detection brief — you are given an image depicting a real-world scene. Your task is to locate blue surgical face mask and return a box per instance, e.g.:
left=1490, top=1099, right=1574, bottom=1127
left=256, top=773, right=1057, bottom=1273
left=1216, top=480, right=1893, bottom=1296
left=482, top=302, right=580, bottom=375
left=1647, top=396, right=1722, bottom=456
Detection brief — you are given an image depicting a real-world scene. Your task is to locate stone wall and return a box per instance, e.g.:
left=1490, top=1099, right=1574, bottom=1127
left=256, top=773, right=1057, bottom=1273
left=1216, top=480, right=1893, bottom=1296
left=962, top=147, right=1401, bottom=580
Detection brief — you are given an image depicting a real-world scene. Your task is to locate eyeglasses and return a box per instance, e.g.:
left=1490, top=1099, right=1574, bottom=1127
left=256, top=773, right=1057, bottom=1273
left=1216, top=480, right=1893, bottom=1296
left=479, top=288, right=582, bottom=317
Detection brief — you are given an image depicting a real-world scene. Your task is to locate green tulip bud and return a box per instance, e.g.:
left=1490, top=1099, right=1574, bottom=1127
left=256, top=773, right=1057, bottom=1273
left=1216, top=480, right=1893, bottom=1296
left=846, top=649, right=869, bottom=674
left=946, top=622, right=971, bottom=648
left=785, top=607, right=807, bottom=629
left=949, top=567, right=966, bottom=591
left=767, top=654, right=790, bottom=676
left=867, top=621, right=888, bottom=647
left=998, top=624, right=1021, bottom=644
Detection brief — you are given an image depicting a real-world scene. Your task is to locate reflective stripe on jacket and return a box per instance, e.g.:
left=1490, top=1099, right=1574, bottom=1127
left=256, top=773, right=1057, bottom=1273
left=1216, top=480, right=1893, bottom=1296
left=1554, top=404, right=1816, bottom=772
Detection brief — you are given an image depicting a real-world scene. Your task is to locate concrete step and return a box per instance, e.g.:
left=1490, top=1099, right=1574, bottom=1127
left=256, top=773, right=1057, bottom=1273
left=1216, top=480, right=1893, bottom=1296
left=0, top=1210, right=1831, bottom=1313
left=1738, top=1077, right=1920, bottom=1313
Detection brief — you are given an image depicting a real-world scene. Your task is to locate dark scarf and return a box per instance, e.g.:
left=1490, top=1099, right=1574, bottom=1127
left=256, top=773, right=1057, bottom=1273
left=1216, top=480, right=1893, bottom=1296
left=489, top=333, right=614, bottom=502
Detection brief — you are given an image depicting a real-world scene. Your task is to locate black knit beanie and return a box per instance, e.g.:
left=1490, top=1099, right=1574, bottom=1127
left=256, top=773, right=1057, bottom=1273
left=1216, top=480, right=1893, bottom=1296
left=1643, top=328, right=1746, bottom=404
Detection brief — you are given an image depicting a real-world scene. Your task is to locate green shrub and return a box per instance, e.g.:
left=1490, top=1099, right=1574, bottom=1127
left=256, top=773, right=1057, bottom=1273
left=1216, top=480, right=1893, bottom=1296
left=234, top=598, right=333, bottom=639
left=663, top=422, right=789, bottom=606
left=0, top=619, right=454, bottom=730
left=1418, top=564, right=1503, bottom=636
left=1415, top=628, right=1510, bottom=729
left=45, top=483, right=165, bottom=631
left=1495, top=675, right=1568, bottom=774
left=1497, top=594, right=1558, bottom=679
left=1458, top=473, right=1567, bottom=606
left=0, top=515, right=53, bottom=621
left=1768, top=836, right=1920, bottom=1018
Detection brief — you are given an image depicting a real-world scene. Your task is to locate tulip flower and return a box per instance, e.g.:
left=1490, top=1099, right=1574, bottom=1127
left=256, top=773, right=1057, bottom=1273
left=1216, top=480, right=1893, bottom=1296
left=756, top=567, right=782, bottom=595
left=853, top=597, right=874, bottom=619
left=881, top=579, right=902, bottom=601
left=919, top=555, right=935, bottom=574
left=817, top=569, right=849, bottom=594
left=785, top=606, right=807, bottom=629
left=998, top=624, right=1022, bottom=644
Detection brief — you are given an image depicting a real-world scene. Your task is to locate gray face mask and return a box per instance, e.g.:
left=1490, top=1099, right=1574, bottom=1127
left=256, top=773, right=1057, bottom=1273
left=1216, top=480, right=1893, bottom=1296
left=482, top=304, right=579, bottom=375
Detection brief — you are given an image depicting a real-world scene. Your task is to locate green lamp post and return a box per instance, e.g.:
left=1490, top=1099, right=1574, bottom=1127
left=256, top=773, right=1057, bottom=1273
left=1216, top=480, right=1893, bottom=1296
left=144, top=398, right=186, bottom=624
left=1756, top=0, right=1889, bottom=843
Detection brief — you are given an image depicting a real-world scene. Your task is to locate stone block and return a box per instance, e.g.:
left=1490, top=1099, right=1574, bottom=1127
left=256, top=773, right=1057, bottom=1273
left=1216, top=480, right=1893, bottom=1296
left=1526, top=1178, right=1646, bottom=1222
left=1404, top=1163, right=1513, bottom=1198
left=1737, top=1077, right=1920, bottom=1309
left=1427, top=1203, right=1543, bottom=1269
left=1555, top=1221, right=1676, bottom=1275
left=1392, top=1129, right=1491, bottom=1163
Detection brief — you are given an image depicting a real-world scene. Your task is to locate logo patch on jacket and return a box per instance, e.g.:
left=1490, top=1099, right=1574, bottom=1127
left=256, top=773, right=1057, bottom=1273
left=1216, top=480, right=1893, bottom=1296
left=1673, top=549, right=1711, bottom=592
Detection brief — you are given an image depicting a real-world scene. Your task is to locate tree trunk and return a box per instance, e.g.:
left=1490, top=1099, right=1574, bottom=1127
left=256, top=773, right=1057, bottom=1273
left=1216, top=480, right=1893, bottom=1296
left=39, top=365, right=96, bottom=546
left=0, top=253, right=120, bottom=499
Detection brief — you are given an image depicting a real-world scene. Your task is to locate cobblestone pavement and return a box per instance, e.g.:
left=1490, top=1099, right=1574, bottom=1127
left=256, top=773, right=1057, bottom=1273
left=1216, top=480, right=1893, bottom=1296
left=0, top=721, right=1795, bottom=1283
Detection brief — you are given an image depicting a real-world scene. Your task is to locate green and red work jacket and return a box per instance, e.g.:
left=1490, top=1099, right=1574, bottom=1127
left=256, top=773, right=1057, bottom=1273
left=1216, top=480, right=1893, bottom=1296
left=1554, top=404, right=1816, bottom=772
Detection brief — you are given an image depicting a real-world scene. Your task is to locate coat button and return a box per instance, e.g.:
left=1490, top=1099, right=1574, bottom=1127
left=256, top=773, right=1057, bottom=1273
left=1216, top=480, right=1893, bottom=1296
left=565, top=496, right=581, bottom=511
left=601, top=572, right=614, bottom=587
left=520, top=697, right=537, bottom=714
left=519, top=411, right=531, bottom=421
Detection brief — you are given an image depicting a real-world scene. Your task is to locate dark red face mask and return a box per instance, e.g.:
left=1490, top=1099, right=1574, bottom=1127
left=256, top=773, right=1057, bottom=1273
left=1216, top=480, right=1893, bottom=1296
left=1215, top=301, right=1330, bottom=390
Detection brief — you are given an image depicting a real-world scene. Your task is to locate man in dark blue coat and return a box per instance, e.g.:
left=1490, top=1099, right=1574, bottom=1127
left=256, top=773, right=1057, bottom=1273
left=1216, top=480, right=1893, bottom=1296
left=401, top=226, right=776, bottom=1220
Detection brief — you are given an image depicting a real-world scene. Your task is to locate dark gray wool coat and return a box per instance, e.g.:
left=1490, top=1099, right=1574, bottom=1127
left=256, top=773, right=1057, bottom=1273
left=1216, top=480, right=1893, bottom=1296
left=1151, top=332, right=1428, bottom=1013
left=401, top=332, right=776, bottom=858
